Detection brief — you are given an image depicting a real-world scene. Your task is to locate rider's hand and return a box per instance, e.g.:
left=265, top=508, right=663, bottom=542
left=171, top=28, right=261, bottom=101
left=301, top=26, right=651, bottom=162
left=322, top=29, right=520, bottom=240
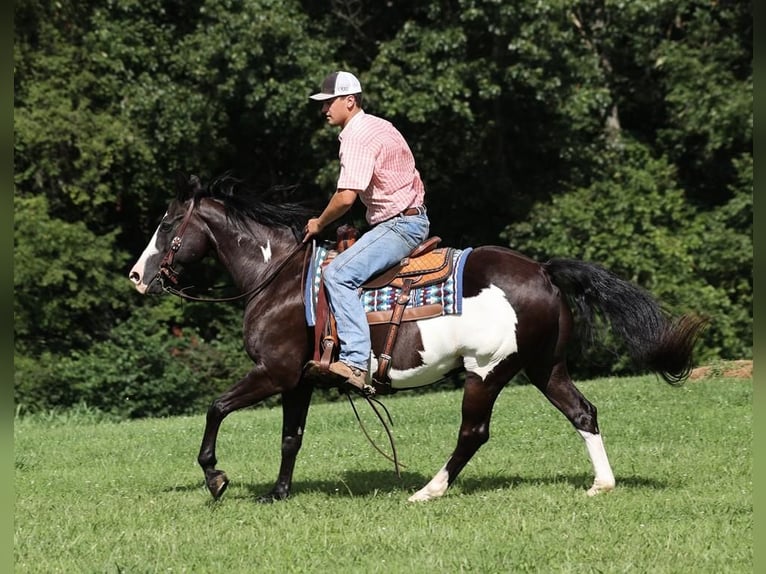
left=302, top=218, right=322, bottom=243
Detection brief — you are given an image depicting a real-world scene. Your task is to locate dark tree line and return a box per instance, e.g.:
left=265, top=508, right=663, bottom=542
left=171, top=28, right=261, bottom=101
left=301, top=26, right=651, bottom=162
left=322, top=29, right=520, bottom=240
left=14, top=0, right=752, bottom=417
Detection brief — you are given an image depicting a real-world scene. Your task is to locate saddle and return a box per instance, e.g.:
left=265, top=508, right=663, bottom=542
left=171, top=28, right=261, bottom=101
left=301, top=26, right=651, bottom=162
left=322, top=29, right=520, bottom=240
left=313, top=225, right=454, bottom=391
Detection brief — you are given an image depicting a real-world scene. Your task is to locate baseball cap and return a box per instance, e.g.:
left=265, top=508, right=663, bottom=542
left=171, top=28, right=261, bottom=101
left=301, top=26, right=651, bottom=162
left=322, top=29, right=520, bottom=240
left=309, top=71, right=363, bottom=101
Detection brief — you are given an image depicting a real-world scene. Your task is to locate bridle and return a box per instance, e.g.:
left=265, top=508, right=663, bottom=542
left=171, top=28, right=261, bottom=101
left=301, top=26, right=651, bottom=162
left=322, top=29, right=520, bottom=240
left=156, top=198, right=307, bottom=303
left=158, top=199, right=196, bottom=288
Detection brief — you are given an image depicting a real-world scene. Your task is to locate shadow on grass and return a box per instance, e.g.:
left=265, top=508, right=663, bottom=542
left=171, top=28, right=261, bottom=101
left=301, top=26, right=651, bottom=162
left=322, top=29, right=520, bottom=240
left=165, top=470, right=668, bottom=501
left=457, top=473, right=668, bottom=493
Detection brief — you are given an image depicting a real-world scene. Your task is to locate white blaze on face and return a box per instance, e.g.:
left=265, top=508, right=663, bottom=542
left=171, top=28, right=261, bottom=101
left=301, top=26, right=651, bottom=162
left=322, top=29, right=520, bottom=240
left=384, top=285, right=519, bottom=389
left=260, top=240, right=272, bottom=263
left=128, top=215, right=165, bottom=293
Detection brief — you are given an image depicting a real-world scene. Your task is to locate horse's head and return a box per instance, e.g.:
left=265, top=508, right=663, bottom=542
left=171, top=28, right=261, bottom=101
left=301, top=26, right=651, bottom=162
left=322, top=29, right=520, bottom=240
left=129, top=173, right=212, bottom=294
left=130, top=172, right=316, bottom=296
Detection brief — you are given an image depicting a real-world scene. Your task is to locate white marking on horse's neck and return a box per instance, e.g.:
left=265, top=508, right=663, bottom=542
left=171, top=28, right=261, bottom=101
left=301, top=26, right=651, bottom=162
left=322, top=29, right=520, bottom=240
left=260, top=240, right=272, bottom=263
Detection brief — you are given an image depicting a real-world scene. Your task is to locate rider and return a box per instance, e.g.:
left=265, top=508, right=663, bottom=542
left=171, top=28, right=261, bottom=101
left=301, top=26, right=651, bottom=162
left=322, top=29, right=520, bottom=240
left=303, top=71, right=430, bottom=394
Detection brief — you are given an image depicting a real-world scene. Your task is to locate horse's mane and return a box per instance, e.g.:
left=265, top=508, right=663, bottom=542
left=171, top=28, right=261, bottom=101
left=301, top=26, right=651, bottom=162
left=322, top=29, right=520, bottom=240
left=182, top=173, right=315, bottom=240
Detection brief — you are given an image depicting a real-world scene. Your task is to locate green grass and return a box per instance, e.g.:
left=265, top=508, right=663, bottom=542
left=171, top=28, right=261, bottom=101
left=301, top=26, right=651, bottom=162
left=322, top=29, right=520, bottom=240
left=15, top=374, right=751, bottom=573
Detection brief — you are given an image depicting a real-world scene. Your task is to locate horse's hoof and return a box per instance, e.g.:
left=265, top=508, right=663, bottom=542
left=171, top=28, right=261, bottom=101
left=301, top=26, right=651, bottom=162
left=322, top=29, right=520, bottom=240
left=207, top=471, right=229, bottom=500
left=407, top=492, right=431, bottom=502
left=256, top=488, right=289, bottom=504
left=586, top=479, right=615, bottom=496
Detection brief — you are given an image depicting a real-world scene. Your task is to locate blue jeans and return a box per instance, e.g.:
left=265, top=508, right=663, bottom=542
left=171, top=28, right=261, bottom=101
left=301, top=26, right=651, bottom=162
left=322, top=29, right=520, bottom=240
left=322, top=212, right=430, bottom=371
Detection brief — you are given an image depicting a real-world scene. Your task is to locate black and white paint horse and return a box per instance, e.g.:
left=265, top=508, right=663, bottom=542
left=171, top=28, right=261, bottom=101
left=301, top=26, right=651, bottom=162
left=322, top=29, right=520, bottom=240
left=129, top=174, right=705, bottom=502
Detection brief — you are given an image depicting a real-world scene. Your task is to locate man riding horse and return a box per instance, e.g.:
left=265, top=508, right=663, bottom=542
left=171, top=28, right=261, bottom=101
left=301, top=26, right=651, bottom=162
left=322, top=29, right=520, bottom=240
left=302, top=71, right=430, bottom=395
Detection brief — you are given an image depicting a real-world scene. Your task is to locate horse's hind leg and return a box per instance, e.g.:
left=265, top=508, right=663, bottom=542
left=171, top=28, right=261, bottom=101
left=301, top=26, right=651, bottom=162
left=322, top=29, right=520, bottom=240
left=528, top=361, right=615, bottom=496
left=409, top=371, right=505, bottom=502
left=257, top=380, right=314, bottom=503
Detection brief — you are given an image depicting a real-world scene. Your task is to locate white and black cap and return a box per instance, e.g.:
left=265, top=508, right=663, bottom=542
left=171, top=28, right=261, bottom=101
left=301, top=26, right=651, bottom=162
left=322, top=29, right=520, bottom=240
left=309, top=71, right=363, bottom=101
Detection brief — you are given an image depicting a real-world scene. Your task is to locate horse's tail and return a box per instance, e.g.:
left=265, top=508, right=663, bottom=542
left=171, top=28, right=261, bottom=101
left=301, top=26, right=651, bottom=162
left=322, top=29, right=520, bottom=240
left=543, top=258, right=707, bottom=385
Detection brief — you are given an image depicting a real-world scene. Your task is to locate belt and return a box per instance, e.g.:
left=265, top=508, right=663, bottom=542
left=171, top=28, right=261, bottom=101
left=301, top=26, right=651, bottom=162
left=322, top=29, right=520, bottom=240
left=400, top=205, right=427, bottom=217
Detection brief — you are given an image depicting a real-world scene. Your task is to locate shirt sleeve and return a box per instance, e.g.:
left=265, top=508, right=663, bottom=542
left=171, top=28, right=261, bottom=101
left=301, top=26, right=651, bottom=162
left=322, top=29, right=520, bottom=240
left=337, top=139, right=376, bottom=192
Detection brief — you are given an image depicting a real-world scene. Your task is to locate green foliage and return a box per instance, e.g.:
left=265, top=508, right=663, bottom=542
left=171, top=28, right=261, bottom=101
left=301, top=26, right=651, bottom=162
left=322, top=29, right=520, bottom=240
left=652, top=2, right=752, bottom=170
left=508, top=142, right=693, bottom=282
left=13, top=0, right=752, bottom=416
left=14, top=0, right=158, bottom=229
left=361, top=0, right=614, bottom=245
left=503, top=139, right=750, bottom=375
left=13, top=194, right=132, bottom=355
left=686, top=154, right=752, bottom=358
left=14, top=353, right=81, bottom=413
left=15, top=300, right=254, bottom=419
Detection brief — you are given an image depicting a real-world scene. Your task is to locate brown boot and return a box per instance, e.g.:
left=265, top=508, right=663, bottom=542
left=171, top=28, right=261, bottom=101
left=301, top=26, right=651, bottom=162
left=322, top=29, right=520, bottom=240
left=328, top=361, right=375, bottom=396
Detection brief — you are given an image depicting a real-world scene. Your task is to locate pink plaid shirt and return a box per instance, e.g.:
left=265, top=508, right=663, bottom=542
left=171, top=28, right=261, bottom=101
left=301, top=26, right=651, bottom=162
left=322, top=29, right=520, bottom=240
left=336, top=111, right=425, bottom=225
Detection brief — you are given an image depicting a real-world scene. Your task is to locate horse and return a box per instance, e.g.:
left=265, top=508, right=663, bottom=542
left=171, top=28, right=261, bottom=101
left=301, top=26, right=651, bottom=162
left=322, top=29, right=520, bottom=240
left=128, top=173, right=705, bottom=503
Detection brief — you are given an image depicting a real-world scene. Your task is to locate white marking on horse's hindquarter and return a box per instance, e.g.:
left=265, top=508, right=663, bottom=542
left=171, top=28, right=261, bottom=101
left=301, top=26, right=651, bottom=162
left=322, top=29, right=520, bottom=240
left=387, top=285, right=519, bottom=388
left=260, top=240, right=272, bottom=263
left=578, top=430, right=616, bottom=496
left=408, top=466, right=450, bottom=502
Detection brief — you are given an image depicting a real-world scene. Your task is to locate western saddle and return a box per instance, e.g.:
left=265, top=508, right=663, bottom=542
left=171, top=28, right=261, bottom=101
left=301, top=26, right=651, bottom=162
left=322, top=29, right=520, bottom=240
left=312, top=225, right=455, bottom=391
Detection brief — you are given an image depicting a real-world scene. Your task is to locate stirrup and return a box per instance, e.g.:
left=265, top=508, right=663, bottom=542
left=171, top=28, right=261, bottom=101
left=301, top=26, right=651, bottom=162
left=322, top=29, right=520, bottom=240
left=343, top=380, right=376, bottom=398
left=304, top=360, right=376, bottom=396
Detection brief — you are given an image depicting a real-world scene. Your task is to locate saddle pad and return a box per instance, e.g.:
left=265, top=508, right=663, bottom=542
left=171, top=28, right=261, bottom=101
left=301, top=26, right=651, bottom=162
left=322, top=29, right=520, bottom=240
left=304, top=241, right=473, bottom=327
left=304, top=241, right=331, bottom=327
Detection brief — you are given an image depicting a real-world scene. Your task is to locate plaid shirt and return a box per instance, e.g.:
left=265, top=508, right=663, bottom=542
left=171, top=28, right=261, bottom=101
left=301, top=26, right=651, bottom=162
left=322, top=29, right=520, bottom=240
left=336, top=111, right=425, bottom=225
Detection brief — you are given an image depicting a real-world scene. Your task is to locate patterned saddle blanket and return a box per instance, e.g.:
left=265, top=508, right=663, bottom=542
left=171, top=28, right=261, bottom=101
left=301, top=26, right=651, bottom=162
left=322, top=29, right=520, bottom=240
left=304, top=242, right=473, bottom=327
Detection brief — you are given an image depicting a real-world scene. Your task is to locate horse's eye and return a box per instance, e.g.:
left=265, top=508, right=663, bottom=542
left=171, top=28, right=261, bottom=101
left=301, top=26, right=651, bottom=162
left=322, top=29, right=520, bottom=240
left=159, top=221, right=173, bottom=233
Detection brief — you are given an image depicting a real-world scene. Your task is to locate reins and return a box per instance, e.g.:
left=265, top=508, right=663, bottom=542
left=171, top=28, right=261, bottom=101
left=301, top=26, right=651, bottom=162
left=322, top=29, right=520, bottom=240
left=160, top=241, right=307, bottom=303
left=345, top=393, right=406, bottom=477
left=157, top=197, right=308, bottom=303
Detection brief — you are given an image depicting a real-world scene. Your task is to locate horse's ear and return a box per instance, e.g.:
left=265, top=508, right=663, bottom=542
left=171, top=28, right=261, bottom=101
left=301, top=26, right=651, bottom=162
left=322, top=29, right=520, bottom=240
left=173, top=170, right=190, bottom=200
left=172, top=171, right=202, bottom=201
left=189, top=175, right=202, bottom=194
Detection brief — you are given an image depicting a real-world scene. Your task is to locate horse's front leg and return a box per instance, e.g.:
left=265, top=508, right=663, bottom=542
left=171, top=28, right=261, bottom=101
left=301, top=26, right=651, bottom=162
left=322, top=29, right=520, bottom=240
left=257, top=380, right=314, bottom=503
left=197, top=367, right=281, bottom=500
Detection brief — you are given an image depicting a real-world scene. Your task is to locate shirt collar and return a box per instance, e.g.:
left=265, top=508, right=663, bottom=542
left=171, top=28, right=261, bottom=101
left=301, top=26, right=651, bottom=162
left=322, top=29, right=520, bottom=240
left=338, top=110, right=365, bottom=141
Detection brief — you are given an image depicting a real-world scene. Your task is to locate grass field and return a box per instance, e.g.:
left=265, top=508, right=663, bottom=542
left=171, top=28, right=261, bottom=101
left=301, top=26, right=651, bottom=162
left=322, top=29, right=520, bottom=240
left=15, top=372, right=751, bottom=573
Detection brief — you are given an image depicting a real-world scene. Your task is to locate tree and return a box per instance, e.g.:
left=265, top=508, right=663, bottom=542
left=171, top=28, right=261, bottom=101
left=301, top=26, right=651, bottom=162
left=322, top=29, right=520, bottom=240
left=13, top=0, right=752, bottom=415
left=503, top=139, right=750, bottom=376
left=14, top=194, right=132, bottom=355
